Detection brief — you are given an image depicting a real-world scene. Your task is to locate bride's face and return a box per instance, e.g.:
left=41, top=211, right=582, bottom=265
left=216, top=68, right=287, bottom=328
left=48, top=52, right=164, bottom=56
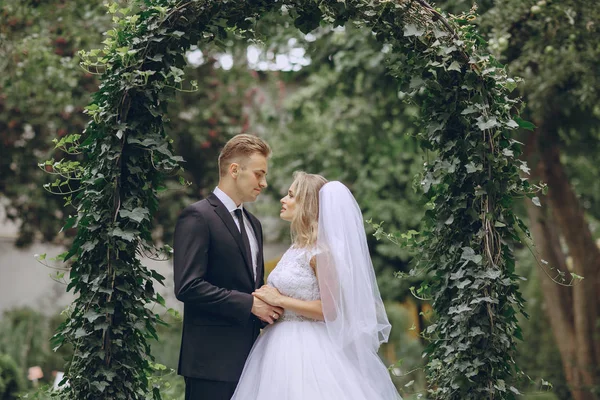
left=280, top=185, right=297, bottom=222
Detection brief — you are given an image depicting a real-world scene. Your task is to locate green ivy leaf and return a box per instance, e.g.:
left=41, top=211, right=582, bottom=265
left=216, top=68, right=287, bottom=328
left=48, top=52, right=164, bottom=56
left=156, top=293, right=166, bottom=307
left=83, top=310, right=103, bottom=323
left=505, top=78, right=518, bottom=92
left=110, top=227, right=136, bottom=242
left=448, top=61, right=461, bottom=72
left=461, top=247, right=483, bottom=265
left=403, top=24, right=424, bottom=37
left=515, top=117, right=535, bottom=131
left=456, top=279, right=472, bottom=289
left=466, top=162, right=483, bottom=173
left=119, top=207, right=149, bottom=223
left=476, top=116, right=499, bottom=131
left=505, top=119, right=519, bottom=128
left=74, top=327, right=88, bottom=339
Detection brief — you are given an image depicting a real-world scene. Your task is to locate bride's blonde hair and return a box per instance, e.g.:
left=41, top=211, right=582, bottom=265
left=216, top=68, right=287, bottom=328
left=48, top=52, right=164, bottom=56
left=290, top=171, right=328, bottom=248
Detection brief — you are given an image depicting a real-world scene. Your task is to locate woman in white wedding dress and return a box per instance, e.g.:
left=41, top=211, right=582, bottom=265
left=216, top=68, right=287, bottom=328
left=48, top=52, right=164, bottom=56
left=231, top=172, right=402, bottom=400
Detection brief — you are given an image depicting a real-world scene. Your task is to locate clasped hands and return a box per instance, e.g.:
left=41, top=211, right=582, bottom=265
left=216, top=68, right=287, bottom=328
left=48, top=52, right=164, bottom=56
left=251, top=285, right=284, bottom=325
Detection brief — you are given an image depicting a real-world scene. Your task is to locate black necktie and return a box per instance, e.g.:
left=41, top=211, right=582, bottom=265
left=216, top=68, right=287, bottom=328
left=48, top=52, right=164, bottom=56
left=234, top=208, right=253, bottom=278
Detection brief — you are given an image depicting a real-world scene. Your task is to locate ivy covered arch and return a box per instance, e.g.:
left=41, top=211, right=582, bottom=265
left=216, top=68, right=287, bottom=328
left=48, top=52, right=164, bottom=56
left=48, top=1, right=533, bottom=399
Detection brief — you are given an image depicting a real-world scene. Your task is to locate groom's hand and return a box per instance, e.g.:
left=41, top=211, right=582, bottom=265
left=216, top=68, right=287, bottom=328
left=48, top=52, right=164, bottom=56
left=251, top=297, right=283, bottom=324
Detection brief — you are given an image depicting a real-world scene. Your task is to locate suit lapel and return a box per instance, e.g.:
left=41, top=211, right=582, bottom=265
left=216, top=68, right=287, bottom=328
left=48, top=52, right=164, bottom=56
left=208, top=194, right=254, bottom=284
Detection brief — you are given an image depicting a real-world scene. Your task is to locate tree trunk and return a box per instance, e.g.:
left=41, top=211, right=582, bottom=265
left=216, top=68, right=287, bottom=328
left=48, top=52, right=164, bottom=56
left=524, top=122, right=600, bottom=399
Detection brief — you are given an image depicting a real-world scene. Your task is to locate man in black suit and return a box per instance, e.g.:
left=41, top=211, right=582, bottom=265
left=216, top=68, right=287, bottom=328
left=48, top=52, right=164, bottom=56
left=173, top=134, right=283, bottom=400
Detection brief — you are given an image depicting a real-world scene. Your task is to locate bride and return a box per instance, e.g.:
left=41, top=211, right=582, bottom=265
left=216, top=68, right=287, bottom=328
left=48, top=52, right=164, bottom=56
left=231, top=172, right=402, bottom=399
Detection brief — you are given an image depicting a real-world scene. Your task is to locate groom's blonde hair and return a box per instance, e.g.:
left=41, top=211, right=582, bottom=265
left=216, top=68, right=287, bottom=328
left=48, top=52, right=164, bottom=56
left=290, top=171, right=328, bottom=248
left=218, top=134, right=271, bottom=177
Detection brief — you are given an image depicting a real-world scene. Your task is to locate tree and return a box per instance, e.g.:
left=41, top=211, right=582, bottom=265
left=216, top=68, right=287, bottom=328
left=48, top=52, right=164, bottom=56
left=481, top=1, right=600, bottom=398
left=0, top=0, right=111, bottom=246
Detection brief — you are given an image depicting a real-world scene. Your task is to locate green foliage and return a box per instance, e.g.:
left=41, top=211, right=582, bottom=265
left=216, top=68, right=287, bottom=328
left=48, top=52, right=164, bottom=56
left=144, top=363, right=185, bottom=400
left=148, top=315, right=182, bottom=372
left=0, top=0, right=112, bottom=247
left=482, top=0, right=600, bottom=218
left=39, top=0, right=531, bottom=399
left=385, top=303, right=428, bottom=397
left=0, top=308, right=72, bottom=386
left=359, top=4, right=533, bottom=398
left=513, top=250, right=571, bottom=399
left=0, top=354, right=24, bottom=400
left=9, top=310, right=186, bottom=400
left=483, top=0, right=600, bottom=121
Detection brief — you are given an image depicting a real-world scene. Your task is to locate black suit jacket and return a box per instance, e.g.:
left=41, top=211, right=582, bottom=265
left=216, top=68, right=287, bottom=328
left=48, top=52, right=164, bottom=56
left=173, top=193, right=265, bottom=382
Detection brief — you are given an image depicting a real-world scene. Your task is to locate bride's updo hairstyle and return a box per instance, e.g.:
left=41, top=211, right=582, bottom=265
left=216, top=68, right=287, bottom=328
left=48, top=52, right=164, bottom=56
left=290, top=171, right=328, bottom=248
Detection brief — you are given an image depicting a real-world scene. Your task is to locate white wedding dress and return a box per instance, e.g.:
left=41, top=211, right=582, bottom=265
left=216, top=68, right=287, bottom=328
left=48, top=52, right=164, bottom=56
left=231, top=246, right=401, bottom=400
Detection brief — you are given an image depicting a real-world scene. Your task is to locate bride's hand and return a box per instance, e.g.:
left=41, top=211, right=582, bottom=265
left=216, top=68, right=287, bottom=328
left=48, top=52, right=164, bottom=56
left=253, top=285, right=284, bottom=307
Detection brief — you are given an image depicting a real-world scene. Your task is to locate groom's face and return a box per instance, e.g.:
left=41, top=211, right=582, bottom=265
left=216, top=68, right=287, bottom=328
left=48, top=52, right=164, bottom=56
left=233, top=153, right=268, bottom=203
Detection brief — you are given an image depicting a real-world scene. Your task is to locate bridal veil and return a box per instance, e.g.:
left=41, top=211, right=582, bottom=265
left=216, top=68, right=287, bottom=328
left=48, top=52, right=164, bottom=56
left=316, top=181, right=401, bottom=399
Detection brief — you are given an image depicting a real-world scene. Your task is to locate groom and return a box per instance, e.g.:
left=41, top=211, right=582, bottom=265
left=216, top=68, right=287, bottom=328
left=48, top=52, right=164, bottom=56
left=173, top=134, right=283, bottom=400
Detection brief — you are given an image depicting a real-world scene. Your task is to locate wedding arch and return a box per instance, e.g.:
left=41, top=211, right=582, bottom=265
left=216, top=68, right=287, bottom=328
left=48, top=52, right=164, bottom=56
left=47, top=0, right=532, bottom=399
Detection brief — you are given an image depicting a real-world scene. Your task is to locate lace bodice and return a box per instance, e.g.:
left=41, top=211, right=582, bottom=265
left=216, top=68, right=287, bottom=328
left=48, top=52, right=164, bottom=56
left=267, top=246, right=320, bottom=322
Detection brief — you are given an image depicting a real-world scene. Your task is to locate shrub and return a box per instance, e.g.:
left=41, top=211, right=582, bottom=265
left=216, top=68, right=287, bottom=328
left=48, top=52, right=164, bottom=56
left=0, top=353, right=24, bottom=400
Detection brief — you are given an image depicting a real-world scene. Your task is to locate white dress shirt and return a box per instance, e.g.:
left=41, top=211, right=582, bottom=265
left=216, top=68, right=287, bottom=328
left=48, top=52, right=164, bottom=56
left=213, top=187, right=259, bottom=279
